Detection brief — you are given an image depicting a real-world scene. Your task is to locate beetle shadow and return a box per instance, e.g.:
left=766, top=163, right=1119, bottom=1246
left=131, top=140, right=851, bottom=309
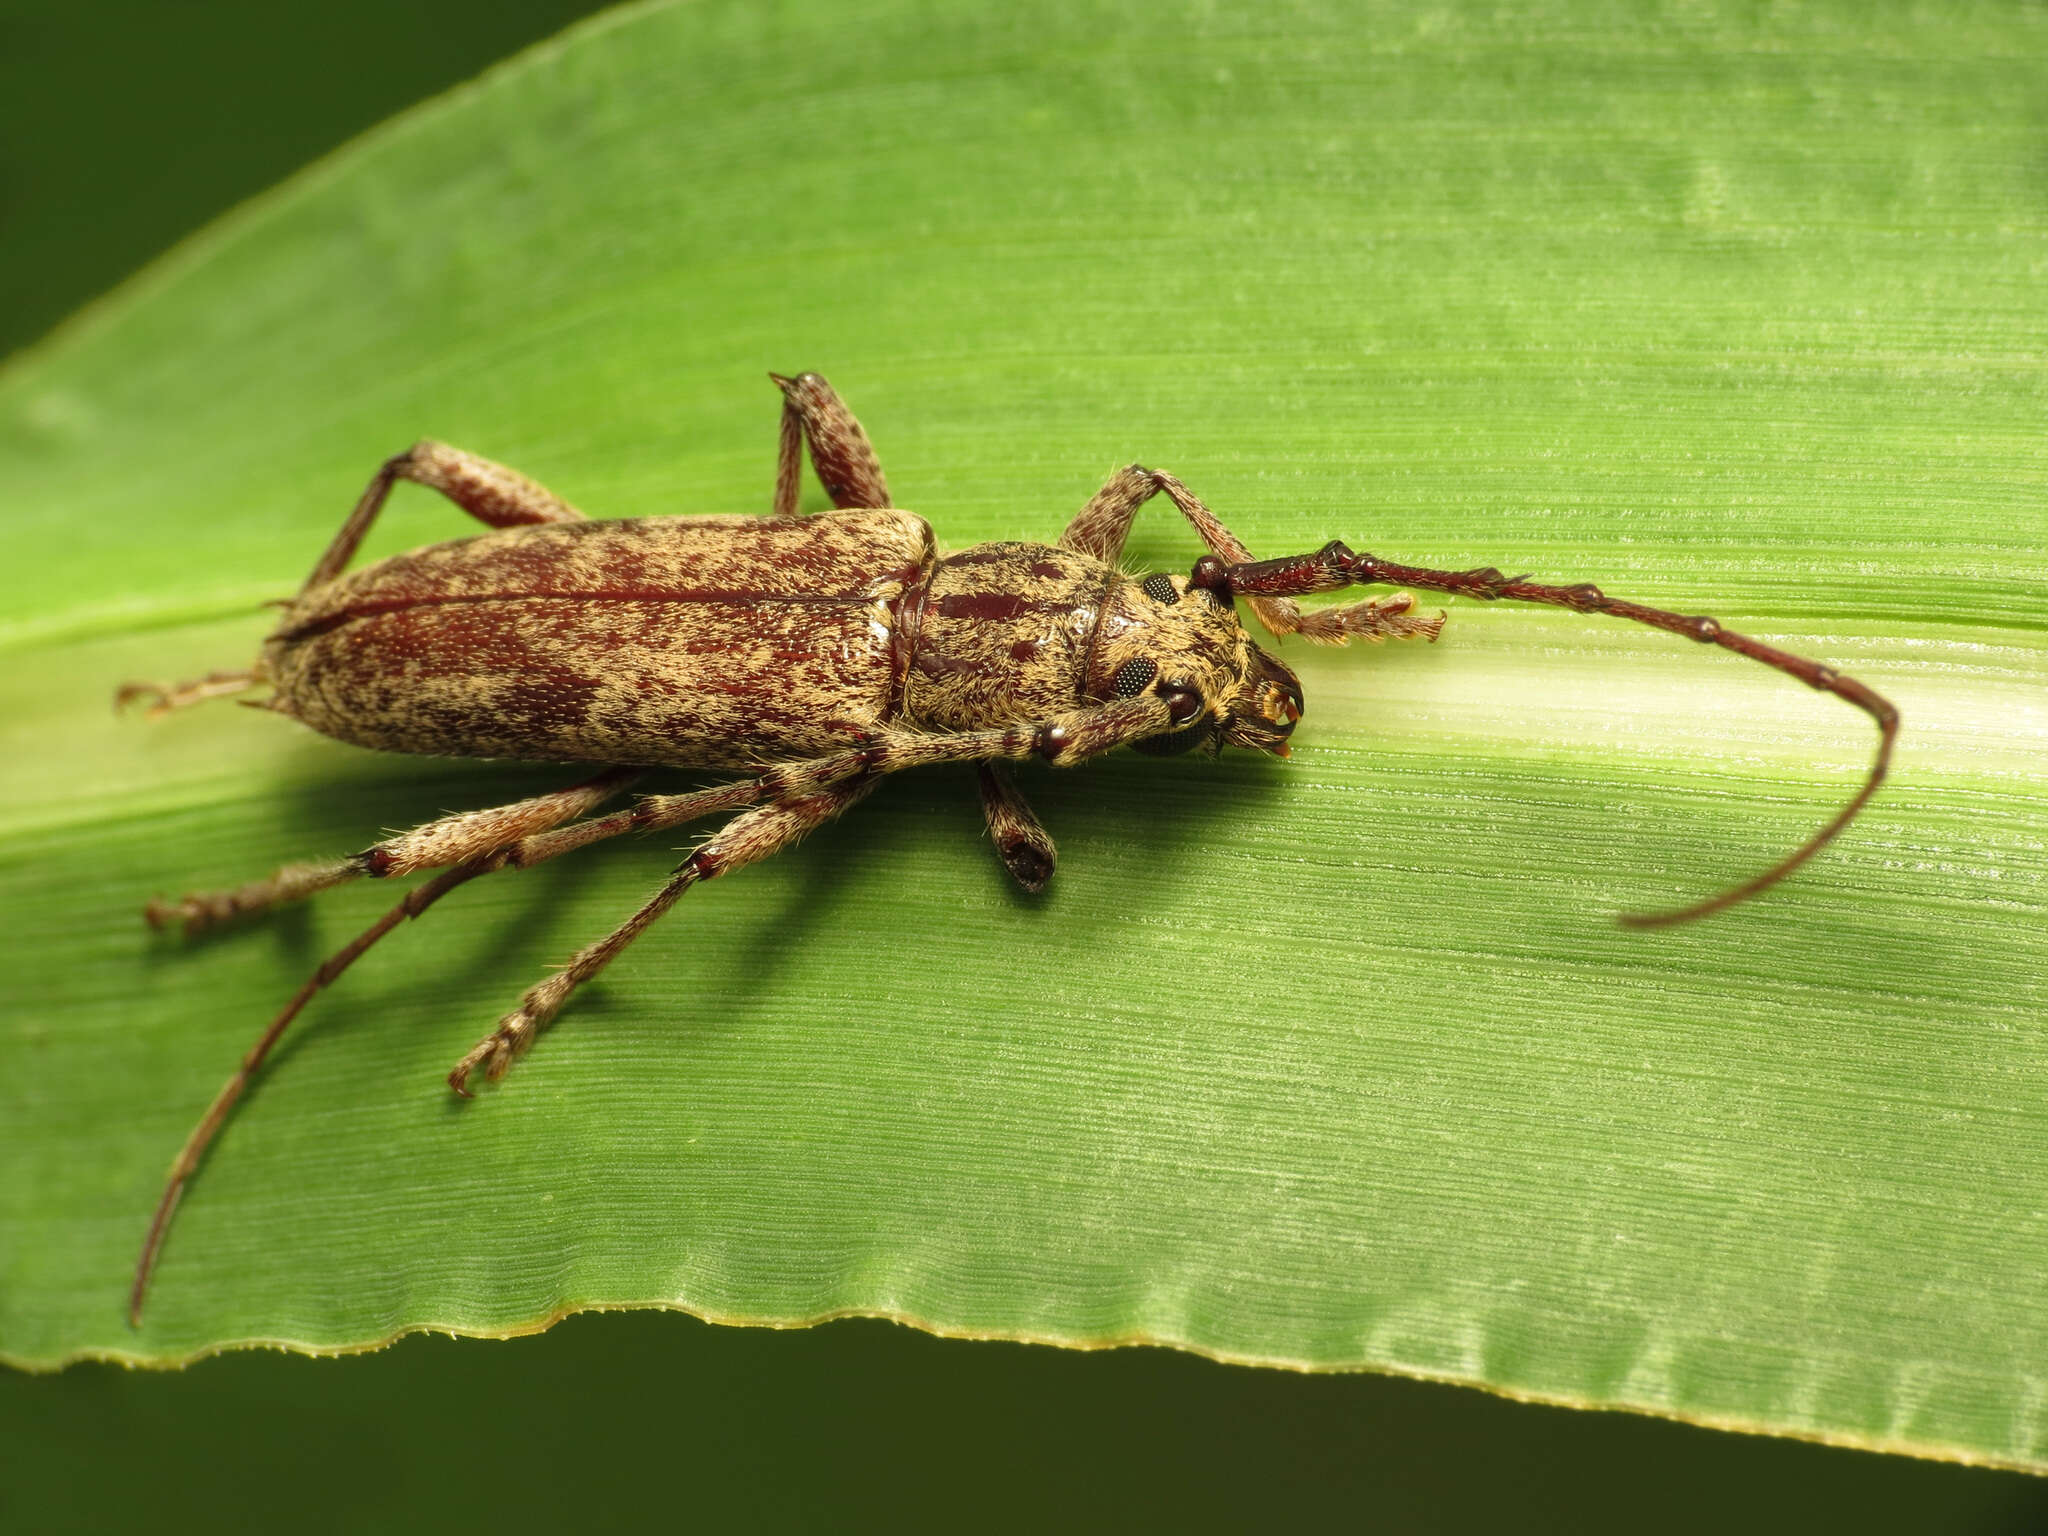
left=443, top=754, right=1277, bottom=1069
left=981, top=750, right=1293, bottom=909
left=522, top=756, right=1287, bottom=1054
left=138, top=747, right=1298, bottom=1094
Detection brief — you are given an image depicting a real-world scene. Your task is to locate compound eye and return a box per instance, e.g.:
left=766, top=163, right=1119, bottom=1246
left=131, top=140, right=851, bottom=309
left=1158, top=683, right=1203, bottom=725
left=1111, top=658, right=1159, bottom=698
left=1140, top=573, right=1179, bottom=605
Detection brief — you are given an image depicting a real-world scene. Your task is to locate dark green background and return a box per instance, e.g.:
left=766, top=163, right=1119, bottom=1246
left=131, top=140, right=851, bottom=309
left=2, top=2, right=2042, bottom=1529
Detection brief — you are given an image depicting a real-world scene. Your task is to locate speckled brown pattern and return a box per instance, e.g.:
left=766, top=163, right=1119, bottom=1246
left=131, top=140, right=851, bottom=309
left=900, top=541, right=1111, bottom=728
left=266, top=510, right=934, bottom=769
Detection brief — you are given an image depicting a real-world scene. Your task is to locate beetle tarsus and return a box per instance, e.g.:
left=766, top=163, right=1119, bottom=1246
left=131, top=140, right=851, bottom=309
left=114, top=669, right=261, bottom=717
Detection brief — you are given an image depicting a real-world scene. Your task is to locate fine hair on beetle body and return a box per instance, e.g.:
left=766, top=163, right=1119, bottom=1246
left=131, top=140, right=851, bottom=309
left=119, top=369, right=1899, bottom=1325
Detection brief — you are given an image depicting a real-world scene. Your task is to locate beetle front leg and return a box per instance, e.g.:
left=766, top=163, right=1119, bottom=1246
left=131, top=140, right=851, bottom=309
left=1058, top=464, right=1204, bottom=565
left=1237, top=585, right=1445, bottom=646
left=1058, top=466, right=1441, bottom=644
left=977, top=763, right=1055, bottom=892
left=768, top=371, right=891, bottom=515
left=448, top=775, right=883, bottom=1094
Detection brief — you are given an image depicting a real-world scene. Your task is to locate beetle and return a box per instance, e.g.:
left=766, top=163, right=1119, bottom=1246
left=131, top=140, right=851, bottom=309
left=121, top=370, right=1898, bottom=1323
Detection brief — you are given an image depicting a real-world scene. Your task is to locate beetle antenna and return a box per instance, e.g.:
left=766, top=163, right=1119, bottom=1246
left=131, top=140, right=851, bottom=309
left=128, top=860, right=490, bottom=1326
left=1221, top=543, right=1899, bottom=925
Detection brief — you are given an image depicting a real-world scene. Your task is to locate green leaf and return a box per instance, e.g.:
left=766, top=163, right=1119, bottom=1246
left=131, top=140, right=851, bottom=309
left=4, top=0, right=2042, bottom=1473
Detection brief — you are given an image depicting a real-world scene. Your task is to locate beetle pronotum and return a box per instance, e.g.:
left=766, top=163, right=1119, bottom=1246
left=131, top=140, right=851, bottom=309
left=122, top=372, right=1898, bottom=1323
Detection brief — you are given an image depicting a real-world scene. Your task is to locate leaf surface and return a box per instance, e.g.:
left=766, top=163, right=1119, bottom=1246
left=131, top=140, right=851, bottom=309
left=3, top=0, right=2043, bottom=1471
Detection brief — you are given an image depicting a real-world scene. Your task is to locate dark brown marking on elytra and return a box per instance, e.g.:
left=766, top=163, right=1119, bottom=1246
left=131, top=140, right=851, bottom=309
left=267, top=509, right=936, bottom=770
left=275, top=586, right=896, bottom=644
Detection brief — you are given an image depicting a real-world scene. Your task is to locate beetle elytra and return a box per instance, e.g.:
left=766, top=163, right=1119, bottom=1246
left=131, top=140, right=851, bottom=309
left=121, top=371, right=1898, bottom=1323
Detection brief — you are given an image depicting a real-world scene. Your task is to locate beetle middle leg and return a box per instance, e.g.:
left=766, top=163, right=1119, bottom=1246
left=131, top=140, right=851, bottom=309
left=447, top=774, right=884, bottom=1093
left=977, top=763, right=1055, bottom=892
left=770, top=371, right=1054, bottom=886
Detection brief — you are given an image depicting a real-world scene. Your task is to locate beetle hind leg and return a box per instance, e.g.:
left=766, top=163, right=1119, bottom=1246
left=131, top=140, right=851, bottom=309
left=142, top=766, right=640, bottom=936
left=114, top=667, right=265, bottom=718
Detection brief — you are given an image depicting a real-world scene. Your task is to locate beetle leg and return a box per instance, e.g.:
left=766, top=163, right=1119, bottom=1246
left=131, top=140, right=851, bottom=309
left=768, top=371, right=891, bottom=515
left=145, top=858, right=361, bottom=936
left=977, top=763, right=1056, bottom=892
left=117, top=445, right=588, bottom=718
left=1117, top=468, right=1449, bottom=643
left=502, top=698, right=1165, bottom=899
left=302, top=440, right=587, bottom=592
left=142, top=766, right=640, bottom=935
left=447, top=775, right=884, bottom=1094
left=352, top=766, right=644, bottom=880
left=447, top=698, right=1175, bottom=1092
left=114, top=668, right=265, bottom=717
left=1241, top=588, right=1446, bottom=646
left=1059, top=464, right=1201, bottom=563
left=1058, top=466, right=1443, bottom=644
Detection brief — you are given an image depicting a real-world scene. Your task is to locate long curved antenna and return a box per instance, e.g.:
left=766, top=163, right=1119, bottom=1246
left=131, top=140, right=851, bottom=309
left=1215, top=543, right=1900, bottom=924
left=128, top=861, right=490, bottom=1326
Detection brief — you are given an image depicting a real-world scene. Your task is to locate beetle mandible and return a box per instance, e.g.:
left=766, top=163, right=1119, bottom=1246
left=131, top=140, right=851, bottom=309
left=121, top=371, right=1899, bottom=1323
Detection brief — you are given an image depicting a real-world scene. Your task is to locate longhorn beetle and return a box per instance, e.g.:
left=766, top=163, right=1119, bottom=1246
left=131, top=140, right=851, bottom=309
left=122, top=371, right=1899, bottom=1323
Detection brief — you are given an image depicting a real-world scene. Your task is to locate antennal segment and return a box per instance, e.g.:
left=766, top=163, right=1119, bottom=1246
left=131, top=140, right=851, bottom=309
left=1224, top=542, right=1899, bottom=924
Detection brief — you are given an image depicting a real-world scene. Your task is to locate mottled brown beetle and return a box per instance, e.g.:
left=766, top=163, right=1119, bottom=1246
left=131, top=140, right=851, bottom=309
left=122, top=371, right=1898, bottom=1323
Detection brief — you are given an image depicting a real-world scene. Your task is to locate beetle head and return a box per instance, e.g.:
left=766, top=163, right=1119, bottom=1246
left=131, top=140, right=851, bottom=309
left=1094, top=565, right=1304, bottom=758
